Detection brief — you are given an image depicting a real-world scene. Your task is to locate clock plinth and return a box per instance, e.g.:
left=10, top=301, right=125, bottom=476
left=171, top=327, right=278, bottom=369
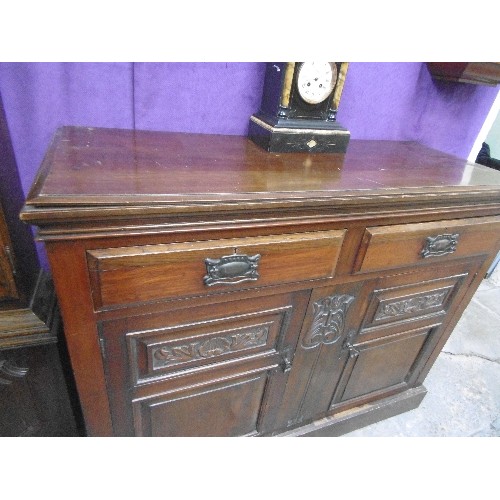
left=249, top=113, right=350, bottom=153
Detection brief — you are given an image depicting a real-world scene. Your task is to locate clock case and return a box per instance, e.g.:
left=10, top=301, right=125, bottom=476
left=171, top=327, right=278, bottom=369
left=249, top=62, right=350, bottom=153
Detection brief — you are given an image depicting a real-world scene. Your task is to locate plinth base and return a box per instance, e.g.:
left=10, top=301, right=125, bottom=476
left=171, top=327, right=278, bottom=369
left=276, top=386, right=427, bottom=437
left=249, top=114, right=350, bottom=153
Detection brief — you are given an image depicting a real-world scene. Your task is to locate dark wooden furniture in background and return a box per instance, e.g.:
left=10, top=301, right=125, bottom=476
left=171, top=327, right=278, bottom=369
left=21, top=126, right=500, bottom=437
left=427, top=63, right=500, bottom=86
left=0, top=96, right=80, bottom=436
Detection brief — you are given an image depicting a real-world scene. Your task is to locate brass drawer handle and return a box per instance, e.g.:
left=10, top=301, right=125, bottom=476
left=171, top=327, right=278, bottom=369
left=421, top=233, right=459, bottom=258
left=204, top=253, right=261, bottom=286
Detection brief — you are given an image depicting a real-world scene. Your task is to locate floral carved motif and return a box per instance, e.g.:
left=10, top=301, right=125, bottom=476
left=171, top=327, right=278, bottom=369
left=375, top=290, right=448, bottom=320
left=152, top=325, right=269, bottom=368
left=302, top=293, right=355, bottom=349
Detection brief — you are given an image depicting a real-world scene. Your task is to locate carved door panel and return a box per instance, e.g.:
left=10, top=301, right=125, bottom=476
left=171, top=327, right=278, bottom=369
left=99, top=290, right=310, bottom=436
left=272, top=280, right=371, bottom=432
left=274, top=259, right=482, bottom=433
left=329, top=259, right=482, bottom=413
left=0, top=204, right=18, bottom=301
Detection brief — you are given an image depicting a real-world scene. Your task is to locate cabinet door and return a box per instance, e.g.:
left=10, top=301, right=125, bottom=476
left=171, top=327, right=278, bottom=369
left=99, top=291, right=309, bottom=436
left=329, top=324, right=437, bottom=410
left=276, top=259, right=482, bottom=432
left=0, top=205, right=18, bottom=301
left=329, top=261, right=482, bottom=413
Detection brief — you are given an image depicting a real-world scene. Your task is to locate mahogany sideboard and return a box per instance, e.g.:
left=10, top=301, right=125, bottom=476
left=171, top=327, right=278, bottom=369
left=21, top=126, right=500, bottom=437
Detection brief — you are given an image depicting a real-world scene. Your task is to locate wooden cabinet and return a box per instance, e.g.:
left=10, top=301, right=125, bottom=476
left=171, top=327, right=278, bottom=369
left=100, top=291, right=309, bottom=436
left=0, top=206, right=19, bottom=301
left=277, top=260, right=483, bottom=432
left=427, top=63, right=500, bottom=86
left=21, top=127, right=500, bottom=436
left=0, top=96, right=80, bottom=436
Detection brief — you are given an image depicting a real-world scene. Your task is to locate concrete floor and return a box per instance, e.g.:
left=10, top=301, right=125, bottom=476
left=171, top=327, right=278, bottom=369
left=344, top=265, right=500, bottom=437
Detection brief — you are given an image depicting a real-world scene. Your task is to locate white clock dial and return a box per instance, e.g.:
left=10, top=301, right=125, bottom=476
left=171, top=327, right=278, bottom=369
left=297, top=62, right=337, bottom=105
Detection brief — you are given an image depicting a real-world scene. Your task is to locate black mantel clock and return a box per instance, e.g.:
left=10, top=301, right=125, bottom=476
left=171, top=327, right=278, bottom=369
left=249, top=62, right=350, bottom=153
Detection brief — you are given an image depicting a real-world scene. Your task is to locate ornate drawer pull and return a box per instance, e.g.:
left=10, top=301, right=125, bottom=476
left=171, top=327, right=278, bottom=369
left=421, top=233, right=459, bottom=258
left=204, top=253, right=261, bottom=286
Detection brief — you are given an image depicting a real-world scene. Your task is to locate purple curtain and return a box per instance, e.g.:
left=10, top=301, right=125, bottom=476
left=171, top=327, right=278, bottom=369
left=1, top=62, right=497, bottom=197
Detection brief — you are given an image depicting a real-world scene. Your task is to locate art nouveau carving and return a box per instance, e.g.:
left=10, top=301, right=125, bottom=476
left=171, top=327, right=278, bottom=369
left=375, top=290, right=448, bottom=320
left=302, top=294, right=355, bottom=349
left=152, top=325, right=269, bottom=368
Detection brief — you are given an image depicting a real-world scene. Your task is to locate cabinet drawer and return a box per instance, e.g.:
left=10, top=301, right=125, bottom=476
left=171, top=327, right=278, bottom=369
left=87, top=230, right=345, bottom=309
left=354, top=216, right=500, bottom=274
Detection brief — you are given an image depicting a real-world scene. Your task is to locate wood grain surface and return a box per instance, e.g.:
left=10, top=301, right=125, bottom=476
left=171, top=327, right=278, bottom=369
left=24, top=126, right=500, bottom=207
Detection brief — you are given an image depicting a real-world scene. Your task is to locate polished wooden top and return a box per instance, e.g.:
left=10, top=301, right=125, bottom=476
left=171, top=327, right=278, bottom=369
left=22, top=126, right=500, bottom=223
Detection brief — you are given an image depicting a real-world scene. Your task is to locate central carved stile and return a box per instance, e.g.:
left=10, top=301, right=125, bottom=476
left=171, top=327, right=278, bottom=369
left=301, top=293, right=355, bottom=349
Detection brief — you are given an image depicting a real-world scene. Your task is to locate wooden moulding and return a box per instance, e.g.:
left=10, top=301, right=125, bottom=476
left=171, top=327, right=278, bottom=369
left=20, top=127, right=500, bottom=224
left=427, top=62, right=500, bottom=86
left=0, top=270, right=59, bottom=350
